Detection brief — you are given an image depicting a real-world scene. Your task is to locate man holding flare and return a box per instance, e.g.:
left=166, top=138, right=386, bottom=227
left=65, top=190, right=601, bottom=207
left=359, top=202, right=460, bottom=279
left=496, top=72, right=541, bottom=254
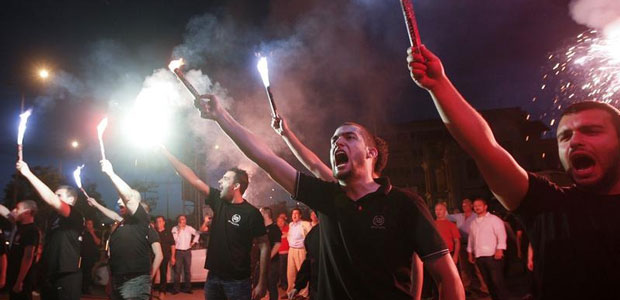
left=407, top=45, right=620, bottom=299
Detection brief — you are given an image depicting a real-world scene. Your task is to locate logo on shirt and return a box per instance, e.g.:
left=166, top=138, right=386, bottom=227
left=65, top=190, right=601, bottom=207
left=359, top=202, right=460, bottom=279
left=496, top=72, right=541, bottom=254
left=228, top=214, right=241, bottom=226
left=371, top=215, right=386, bottom=229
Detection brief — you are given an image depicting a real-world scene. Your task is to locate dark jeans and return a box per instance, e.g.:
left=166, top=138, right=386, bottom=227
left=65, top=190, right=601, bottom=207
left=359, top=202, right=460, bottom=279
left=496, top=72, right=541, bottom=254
left=158, top=256, right=170, bottom=291
left=40, top=271, right=82, bottom=300
left=174, top=250, right=192, bottom=292
left=278, top=253, right=288, bottom=289
left=268, top=257, right=280, bottom=300
left=204, top=272, right=251, bottom=300
left=476, top=256, right=509, bottom=300
left=110, top=274, right=151, bottom=300
left=81, top=257, right=96, bottom=293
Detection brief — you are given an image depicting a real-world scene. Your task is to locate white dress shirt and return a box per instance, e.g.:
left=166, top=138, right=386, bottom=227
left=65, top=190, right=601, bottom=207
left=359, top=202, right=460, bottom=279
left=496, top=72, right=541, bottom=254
left=467, top=212, right=507, bottom=258
left=287, top=220, right=311, bottom=249
left=171, top=225, right=200, bottom=250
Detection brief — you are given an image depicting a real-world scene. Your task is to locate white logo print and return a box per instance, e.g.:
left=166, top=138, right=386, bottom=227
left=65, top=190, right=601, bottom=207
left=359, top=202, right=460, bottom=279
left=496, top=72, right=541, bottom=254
left=229, top=214, right=242, bottom=226
left=371, top=215, right=386, bottom=229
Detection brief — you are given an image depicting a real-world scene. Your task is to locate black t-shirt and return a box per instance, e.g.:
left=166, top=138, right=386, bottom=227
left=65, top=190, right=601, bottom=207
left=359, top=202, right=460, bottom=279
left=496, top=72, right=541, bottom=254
left=43, top=208, right=84, bottom=275
left=108, top=204, right=153, bottom=276
left=513, top=173, right=620, bottom=300
left=157, top=228, right=175, bottom=258
left=0, top=229, right=8, bottom=256
left=7, top=223, right=39, bottom=286
left=294, top=172, right=448, bottom=300
left=204, top=187, right=266, bottom=280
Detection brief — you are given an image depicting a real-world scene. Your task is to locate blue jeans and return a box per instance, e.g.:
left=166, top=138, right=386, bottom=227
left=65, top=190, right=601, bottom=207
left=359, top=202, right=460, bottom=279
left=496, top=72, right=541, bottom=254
left=204, top=272, right=251, bottom=300
left=174, top=250, right=192, bottom=292
left=111, top=274, right=151, bottom=300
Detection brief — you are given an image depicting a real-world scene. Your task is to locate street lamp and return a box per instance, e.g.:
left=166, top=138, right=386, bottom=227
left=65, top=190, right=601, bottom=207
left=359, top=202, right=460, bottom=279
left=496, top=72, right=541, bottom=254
left=71, top=140, right=79, bottom=148
left=38, top=69, right=50, bottom=80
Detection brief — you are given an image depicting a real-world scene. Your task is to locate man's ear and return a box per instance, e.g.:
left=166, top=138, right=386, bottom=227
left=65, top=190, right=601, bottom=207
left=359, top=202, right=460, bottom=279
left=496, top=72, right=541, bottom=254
left=233, top=182, right=241, bottom=191
left=366, top=146, right=378, bottom=160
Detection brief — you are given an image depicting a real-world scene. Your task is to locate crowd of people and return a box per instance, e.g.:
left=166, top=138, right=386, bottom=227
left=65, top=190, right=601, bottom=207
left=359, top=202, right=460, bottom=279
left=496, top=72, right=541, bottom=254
left=0, top=44, right=618, bottom=300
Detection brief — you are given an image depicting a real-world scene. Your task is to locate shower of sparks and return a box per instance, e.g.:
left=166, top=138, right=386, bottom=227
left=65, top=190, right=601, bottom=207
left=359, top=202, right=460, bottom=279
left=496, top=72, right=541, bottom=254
left=534, top=29, right=620, bottom=134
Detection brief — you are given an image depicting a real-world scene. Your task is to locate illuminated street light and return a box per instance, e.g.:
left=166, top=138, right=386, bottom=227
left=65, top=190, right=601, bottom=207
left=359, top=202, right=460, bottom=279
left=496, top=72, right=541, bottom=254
left=71, top=140, right=79, bottom=148
left=38, top=69, right=50, bottom=79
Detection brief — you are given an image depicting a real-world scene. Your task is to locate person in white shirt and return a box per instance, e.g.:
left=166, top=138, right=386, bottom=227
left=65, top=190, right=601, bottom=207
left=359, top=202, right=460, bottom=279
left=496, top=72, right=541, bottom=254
left=467, top=198, right=508, bottom=300
left=449, top=198, right=488, bottom=295
left=171, top=215, right=199, bottom=294
left=286, top=208, right=311, bottom=297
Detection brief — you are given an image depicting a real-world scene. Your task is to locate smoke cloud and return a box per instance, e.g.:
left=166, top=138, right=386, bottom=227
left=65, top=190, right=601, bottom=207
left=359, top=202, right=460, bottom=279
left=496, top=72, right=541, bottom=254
left=569, top=0, right=620, bottom=35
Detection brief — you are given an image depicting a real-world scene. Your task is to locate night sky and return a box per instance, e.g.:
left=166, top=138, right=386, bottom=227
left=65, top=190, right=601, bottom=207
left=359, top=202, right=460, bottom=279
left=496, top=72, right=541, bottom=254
left=0, top=0, right=588, bottom=218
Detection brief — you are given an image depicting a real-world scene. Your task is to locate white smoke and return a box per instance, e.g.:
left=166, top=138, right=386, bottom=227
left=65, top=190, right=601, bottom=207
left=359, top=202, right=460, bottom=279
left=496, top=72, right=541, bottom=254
left=569, top=0, right=620, bottom=35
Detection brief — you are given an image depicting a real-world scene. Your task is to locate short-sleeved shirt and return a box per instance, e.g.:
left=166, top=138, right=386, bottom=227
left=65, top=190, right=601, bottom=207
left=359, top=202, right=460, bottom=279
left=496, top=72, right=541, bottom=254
left=108, top=204, right=153, bottom=276
left=7, top=223, right=39, bottom=286
left=81, top=230, right=101, bottom=262
left=157, top=228, right=175, bottom=258
left=513, top=173, right=620, bottom=300
left=293, top=172, right=448, bottom=300
left=435, top=219, right=461, bottom=252
left=204, top=187, right=266, bottom=280
left=43, top=208, right=84, bottom=276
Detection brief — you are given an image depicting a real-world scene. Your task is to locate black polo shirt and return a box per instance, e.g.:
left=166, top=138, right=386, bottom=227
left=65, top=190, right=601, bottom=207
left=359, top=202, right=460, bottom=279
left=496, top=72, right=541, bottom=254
left=109, top=204, right=153, bottom=276
left=513, top=173, right=620, bottom=300
left=294, top=172, right=448, bottom=300
left=204, top=187, right=266, bottom=280
left=43, top=207, right=84, bottom=276
left=157, top=228, right=175, bottom=259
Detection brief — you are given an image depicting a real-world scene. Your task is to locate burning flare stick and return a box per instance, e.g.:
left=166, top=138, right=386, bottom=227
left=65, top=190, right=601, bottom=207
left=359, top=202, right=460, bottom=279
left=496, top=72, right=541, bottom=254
left=73, top=165, right=90, bottom=198
left=17, top=109, right=32, bottom=161
left=400, top=0, right=422, bottom=54
left=97, top=117, right=108, bottom=160
left=168, top=58, right=201, bottom=99
left=257, top=57, right=279, bottom=118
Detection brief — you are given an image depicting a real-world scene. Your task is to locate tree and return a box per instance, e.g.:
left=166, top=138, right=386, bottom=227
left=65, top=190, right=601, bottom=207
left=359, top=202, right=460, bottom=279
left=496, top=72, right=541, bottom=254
left=130, top=180, right=159, bottom=212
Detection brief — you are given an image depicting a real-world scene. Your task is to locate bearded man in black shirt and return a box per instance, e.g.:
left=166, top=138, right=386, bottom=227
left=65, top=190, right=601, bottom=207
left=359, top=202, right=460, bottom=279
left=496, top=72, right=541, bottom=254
left=408, top=45, right=620, bottom=299
left=193, top=95, right=464, bottom=300
left=17, top=161, right=84, bottom=300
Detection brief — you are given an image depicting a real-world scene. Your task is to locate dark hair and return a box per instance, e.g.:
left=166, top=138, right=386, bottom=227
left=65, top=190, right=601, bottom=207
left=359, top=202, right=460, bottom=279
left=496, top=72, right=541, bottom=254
left=19, top=200, right=38, bottom=215
left=260, top=207, right=273, bottom=219
left=156, top=215, right=166, bottom=222
left=177, top=214, right=186, bottom=221
left=291, top=208, right=302, bottom=215
left=341, top=122, right=390, bottom=176
left=57, top=185, right=77, bottom=201
left=228, top=167, right=249, bottom=194
left=560, top=101, right=620, bottom=138
left=473, top=198, right=487, bottom=205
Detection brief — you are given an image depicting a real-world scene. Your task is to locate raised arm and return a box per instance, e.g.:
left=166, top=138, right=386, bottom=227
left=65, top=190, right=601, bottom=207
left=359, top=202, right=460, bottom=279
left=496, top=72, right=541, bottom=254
left=86, top=197, right=123, bottom=222
left=0, top=205, right=12, bottom=223
left=408, top=46, right=528, bottom=211
left=100, top=160, right=141, bottom=215
left=16, top=161, right=71, bottom=217
left=195, top=95, right=298, bottom=195
left=272, top=116, right=335, bottom=182
left=160, top=145, right=211, bottom=197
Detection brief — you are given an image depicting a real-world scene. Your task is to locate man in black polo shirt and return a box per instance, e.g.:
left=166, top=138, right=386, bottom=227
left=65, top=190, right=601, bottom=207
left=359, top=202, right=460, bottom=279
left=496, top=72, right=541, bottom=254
left=0, top=201, right=39, bottom=300
left=17, top=161, right=84, bottom=300
left=408, top=45, right=620, bottom=299
left=100, top=159, right=162, bottom=300
left=154, top=215, right=174, bottom=294
left=193, top=94, right=464, bottom=300
left=160, top=147, right=269, bottom=300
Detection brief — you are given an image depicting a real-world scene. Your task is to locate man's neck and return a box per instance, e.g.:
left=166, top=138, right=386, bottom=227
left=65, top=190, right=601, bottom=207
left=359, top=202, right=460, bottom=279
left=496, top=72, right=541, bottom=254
left=340, top=173, right=380, bottom=201
left=157, top=227, right=165, bottom=232
left=464, top=211, right=472, bottom=217
left=437, top=216, right=447, bottom=221
left=476, top=212, right=487, bottom=218
left=231, top=194, right=244, bottom=204
left=264, top=219, right=273, bottom=226
left=179, top=224, right=186, bottom=229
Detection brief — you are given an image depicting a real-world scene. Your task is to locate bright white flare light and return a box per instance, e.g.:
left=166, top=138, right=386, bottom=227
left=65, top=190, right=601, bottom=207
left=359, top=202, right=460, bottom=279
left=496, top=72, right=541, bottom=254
left=168, top=58, right=185, bottom=72
left=73, top=165, right=84, bottom=188
left=17, top=109, right=32, bottom=145
left=97, top=117, right=108, bottom=159
left=124, top=85, right=173, bottom=149
left=257, top=57, right=270, bottom=87
left=39, top=69, right=49, bottom=79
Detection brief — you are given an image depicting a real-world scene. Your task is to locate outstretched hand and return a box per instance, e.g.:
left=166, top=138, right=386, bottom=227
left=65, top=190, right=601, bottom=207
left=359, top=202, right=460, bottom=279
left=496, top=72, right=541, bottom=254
left=194, top=94, right=224, bottom=120
left=271, top=115, right=289, bottom=136
left=86, top=197, right=97, bottom=207
left=407, top=45, right=446, bottom=91
left=16, top=160, right=31, bottom=177
left=100, top=160, right=114, bottom=175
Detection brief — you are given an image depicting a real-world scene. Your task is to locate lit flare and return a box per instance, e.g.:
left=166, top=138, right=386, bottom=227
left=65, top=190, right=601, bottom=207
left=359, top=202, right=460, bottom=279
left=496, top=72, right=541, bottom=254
left=73, top=165, right=90, bottom=198
left=97, top=117, right=108, bottom=160
left=256, top=56, right=278, bottom=118
left=17, top=109, right=32, bottom=161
